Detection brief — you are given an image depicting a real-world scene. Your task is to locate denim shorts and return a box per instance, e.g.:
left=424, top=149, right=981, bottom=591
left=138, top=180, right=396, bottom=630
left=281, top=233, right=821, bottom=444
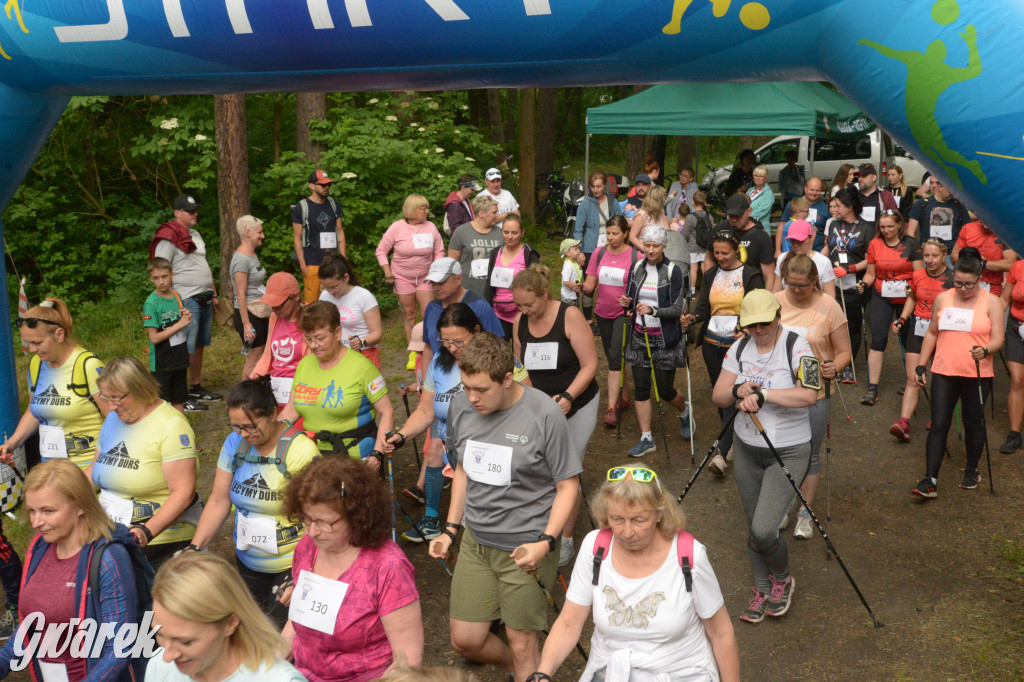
left=182, top=294, right=213, bottom=353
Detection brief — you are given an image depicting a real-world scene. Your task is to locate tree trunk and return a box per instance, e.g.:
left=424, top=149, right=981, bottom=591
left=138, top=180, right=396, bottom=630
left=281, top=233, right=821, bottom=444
left=518, top=88, right=537, bottom=225
left=676, top=136, right=697, bottom=173
left=485, top=89, right=505, bottom=146
left=502, top=90, right=518, bottom=150
left=536, top=88, right=556, bottom=174
left=296, top=92, right=327, bottom=163
left=214, top=94, right=251, bottom=299
left=272, top=98, right=282, bottom=163
left=645, top=136, right=667, bottom=182
left=467, top=89, right=486, bottom=129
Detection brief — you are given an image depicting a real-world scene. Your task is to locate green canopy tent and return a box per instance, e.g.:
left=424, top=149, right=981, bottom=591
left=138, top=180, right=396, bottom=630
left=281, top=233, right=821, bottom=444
left=583, top=81, right=877, bottom=182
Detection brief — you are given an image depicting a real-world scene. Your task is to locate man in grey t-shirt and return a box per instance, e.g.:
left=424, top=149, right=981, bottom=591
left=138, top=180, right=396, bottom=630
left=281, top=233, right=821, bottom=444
left=430, top=333, right=580, bottom=682
left=447, top=193, right=502, bottom=297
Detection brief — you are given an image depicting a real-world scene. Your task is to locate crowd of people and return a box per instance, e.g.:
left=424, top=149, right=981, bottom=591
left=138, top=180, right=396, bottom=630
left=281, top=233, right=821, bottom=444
left=0, top=154, right=1012, bottom=681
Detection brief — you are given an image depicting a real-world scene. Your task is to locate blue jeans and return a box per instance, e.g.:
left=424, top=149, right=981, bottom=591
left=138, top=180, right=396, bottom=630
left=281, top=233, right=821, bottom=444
left=182, top=295, right=214, bottom=354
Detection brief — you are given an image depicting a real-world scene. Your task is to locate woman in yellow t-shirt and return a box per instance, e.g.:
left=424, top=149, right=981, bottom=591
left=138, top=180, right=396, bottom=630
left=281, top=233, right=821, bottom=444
left=775, top=254, right=852, bottom=540
left=1, top=298, right=111, bottom=470
left=190, top=375, right=319, bottom=628
left=89, top=357, right=198, bottom=570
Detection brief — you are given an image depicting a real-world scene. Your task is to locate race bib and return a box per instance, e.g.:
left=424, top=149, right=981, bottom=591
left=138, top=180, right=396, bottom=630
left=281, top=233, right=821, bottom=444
left=412, top=233, right=434, bottom=250
left=840, top=274, right=857, bottom=290
left=597, top=233, right=608, bottom=248
left=938, top=307, right=974, bottom=332
left=169, top=329, right=186, bottom=347
left=463, top=439, right=513, bottom=487
left=979, top=281, right=991, bottom=292
left=289, top=569, right=348, bottom=635
left=915, top=317, right=930, bottom=337
left=98, top=490, right=134, bottom=525
left=524, top=342, right=558, bottom=370
left=470, top=259, right=489, bottom=278
left=490, top=266, right=514, bottom=289
left=881, top=279, right=908, bottom=298
left=808, top=208, right=818, bottom=223
left=319, top=231, right=337, bottom=249
left=38, top=662, right=69, bottom=682
left=709, top=315, right=738, bottom=336
left=598, top=266, right=626, bottom=288
left=736, top=410, right=776, bottom=445
left=270, top=376, right=293, bottom=404
left=641, top=314, right=662, bottom=330
left=860, top=206, right=876, bottom=222
left=837, top=251, right=849, bottom=264
left=236, top=512, right=278, bottom=555
left=39, top=425, right=68, bottom=459
left=931, top=223, right=952, bottom=241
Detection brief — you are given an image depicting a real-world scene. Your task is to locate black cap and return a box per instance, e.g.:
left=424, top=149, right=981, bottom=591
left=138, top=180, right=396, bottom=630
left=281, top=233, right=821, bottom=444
left=725, top=194, right=751, bottom=216
left=856, top=163, right=877, bottom=176
left=172, top=195, right=201, bottom=211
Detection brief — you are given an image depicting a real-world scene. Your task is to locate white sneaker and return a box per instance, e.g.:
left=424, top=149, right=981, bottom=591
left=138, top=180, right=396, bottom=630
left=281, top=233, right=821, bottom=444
left=725, top=446, right=734, bottom=462
left=793, top=509, right=813, bottom=539
left=707, top=453, right=728, bottom=477
left=559, top=537, right=575, bottom=567
left=778, top=511, right=789, bottom=531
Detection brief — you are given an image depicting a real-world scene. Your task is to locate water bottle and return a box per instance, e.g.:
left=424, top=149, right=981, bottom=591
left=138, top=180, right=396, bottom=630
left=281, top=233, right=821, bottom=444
left=240, top=328, right=255, bottom=356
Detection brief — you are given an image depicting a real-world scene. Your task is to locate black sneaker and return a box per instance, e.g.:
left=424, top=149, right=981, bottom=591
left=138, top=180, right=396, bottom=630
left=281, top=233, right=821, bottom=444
left=740, top=587, right=768, bottom=624
left=0, top=608, right=16, bottom=641
left=402, top=485, right=426, bottom=504
left=999, top=431, right=1023, bottom=454
left=911, top=477, right=937, bottom=499
left=401, top=516, right=440, bottom=543
left=861, top=386, right=878, bottom=406
left=765, top=575, right=795, bottom=617
left=183, top=398, right=208, bottom=412
left=959, top=469, right=981, bottom=490
left=188, top=384, right=223, bottom=401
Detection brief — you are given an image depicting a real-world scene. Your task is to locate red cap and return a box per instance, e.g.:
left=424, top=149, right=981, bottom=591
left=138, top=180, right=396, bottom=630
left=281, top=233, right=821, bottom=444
left=259, top=272, right=300, bottom=306
left=309, top=169, right=333, bottom=185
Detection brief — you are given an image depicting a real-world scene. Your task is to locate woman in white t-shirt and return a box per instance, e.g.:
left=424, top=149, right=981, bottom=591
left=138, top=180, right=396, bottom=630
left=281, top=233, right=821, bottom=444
left=712, top=290, right=818, bottom=625
left=773, top=219, right=835, bottom=298
left=318, top=253, right=383, bottom=370
left=529, top=466, right=739, bottom=682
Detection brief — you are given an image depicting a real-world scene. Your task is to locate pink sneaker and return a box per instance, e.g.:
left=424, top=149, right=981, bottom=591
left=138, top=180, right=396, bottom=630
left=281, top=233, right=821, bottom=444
left=890, top=418, right=911, bottom=442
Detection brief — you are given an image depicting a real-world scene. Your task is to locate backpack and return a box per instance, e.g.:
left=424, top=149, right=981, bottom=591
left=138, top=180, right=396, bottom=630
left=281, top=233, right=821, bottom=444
left=595, top=245, right=640, bottom=275
left=732, top=330, right=801, bottom=382
left=592, top=527, right=695, bottom=592
left=88, top=536, right=155, bottom=619
left=298, top=196, right=341, bottom=248
left=28, top=350, right=103, bottom=414
left=693, top=211, right=716, bottom=251
left=232, top=420, right=306, bottom=478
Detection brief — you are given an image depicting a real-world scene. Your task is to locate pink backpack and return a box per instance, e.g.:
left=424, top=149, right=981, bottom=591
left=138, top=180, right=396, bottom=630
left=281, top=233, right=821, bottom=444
left=591, top=527, right=695, bottom=591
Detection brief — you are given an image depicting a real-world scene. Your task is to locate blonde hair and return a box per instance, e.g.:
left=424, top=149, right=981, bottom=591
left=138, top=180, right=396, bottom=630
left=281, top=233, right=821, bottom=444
left=153, top=553, right=282, bottom=671
left=510, top=264, right=551, bottom=298
left=780, top=253, right=822, bottom=292
left=235, top=215, right=263, bottom=239
left=23, top=460, right=114, bottom=544
left=753, top=165, right=768, bottom=178
left=97, top=356, right=160, bottom=405
left=790, top=197, right=810, bottom=213
left=471, top=193, right=497, bottom=215
left=24, top=297, right=75, bottom=342
left=923, top=238, right=949, bottom=255
left=591, top=465, right=686, bottom=539
left=640, top=185, right=667, bottom=218
left=402, top=194, right=429, bottom=221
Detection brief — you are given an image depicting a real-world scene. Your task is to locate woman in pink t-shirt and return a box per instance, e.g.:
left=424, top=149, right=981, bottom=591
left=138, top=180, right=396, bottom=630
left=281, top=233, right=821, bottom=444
left=583, top=216, right=639, bottom=427
left=484, top=214, right=541, bottom=338
left=375, top=194, right=445, bottom=344
left=250, top=272, right=307, bottom=413
left=282, top=457, right=422, bottom=682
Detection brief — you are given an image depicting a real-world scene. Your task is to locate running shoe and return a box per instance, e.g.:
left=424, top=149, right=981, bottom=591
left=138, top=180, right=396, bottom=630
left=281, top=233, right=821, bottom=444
left=679, top=402, right=695, bottom=439
left=406, top=351, right=417, bottom=371
left=401, top=485, right=425, bottom=505
left=401, top=516, right=440, bottom=543
left=999, top=431, right=1023, bottom=454
left=707, top=452, right=728, bottom=477
left=740, top=587, right=768, bottom=624
left=617, top=396, right=632, bottom=413
left=911, top=477, right=937, bottom=499
left=840, top=366, right=856, bottom=384
left=603, top=408, right=618, bottom=428
left=765, top=575, right=795, bottom=617
left=861, top=386, right=878, bottom=405
left=628, top=436, right=656, bottom=458
left=0, top=608, right=15, bottom=641
left=959, top=469, right=981, bottom=490
left=793, top=509, right=813, bottom=539
left=183, top=398, right=208, bottom=412
left=890, top=418, right=911, bottom=442
left=188, top=384, right=223, bottom=401
left=559, top=537, right=575, bottom=567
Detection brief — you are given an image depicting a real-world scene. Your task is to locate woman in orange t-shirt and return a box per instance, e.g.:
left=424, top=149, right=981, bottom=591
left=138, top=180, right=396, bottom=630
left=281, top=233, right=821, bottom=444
left=953, top=216, right=1016, bottom=296
left=998, top=259, right=1024, bottom=454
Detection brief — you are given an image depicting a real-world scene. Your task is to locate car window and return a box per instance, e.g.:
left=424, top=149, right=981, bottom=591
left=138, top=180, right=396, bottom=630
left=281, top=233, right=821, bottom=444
left=813, top=135, right=871, bottom=161
left=759, top=139, right=799, bottom=165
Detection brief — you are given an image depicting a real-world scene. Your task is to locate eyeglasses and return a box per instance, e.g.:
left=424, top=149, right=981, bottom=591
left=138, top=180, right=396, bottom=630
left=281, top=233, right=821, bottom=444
left=786, top=281, right=814, bottom=291
left=227, top=414, right=266, bottom=435
left=296, top=513, right=345, bottom=533
left=99, top=391, right=129, bottom=405
left=417, top=205, right=430, bottom=211
left=952, top=280, right=978, bottom=290
left=303, top=333, right=333, bottom=347
left=16, top=318, right=63, bottom=330
left=440, top=337, right=468, bottom=349
left=608, top=467, right=663, bottom=491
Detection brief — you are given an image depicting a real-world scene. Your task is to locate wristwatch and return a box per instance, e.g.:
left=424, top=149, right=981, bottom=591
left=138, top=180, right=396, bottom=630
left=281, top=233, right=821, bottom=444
left=538, top=533, right=556, bottom=553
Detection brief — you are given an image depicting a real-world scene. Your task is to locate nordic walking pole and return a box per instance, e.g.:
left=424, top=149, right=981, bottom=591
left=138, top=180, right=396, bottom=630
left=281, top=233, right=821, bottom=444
left=617, top=314, right=629, bottom=442
left=678, top=408, right=740, bottom=504
left=513, top=547, right=589, bottom=662
left=685, top=342, right=695, bottom=465
left=393, top=497, right=453, bottom=576
left=825, top=374, right=832, bottom=562
left=377, top=450, right=397, bottom=542
left=398, top=384, right=422, bottom=470
left=833, top=379, right=852, bottom=422
left=747, top=409, right=884, bottom=628
left=641, top=317, right=671, bottom=461
left=973, top=352, right=995, bottom=494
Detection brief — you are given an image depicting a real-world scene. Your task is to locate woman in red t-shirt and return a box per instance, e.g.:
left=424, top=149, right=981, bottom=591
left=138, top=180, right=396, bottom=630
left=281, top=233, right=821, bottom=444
left=998, top=259, right=1024, bottom=453
left=953, top=216, right=1016, bottom=296
left=858, top=210, right=923, bottom=405
left=890, top=239, right=953, bottom=441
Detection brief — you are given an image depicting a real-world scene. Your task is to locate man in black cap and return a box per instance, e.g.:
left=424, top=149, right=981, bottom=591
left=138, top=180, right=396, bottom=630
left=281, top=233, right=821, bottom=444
left=292, top=168, right=346, bottom=302
left=704, top=194, right=776, bottom=289
left=855, top=163, right=898, bottom=233
left=149, top=195, right=222, bottom=410
left=626, top=172, right=651, bottom=212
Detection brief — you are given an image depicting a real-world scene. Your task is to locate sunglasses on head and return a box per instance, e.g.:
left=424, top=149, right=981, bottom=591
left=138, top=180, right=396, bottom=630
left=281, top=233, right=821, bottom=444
left=880, top=209, right=900, bottom=217
left=608, top=467, right=662, bottom=491
left=16, top=317, right=62, bottom=330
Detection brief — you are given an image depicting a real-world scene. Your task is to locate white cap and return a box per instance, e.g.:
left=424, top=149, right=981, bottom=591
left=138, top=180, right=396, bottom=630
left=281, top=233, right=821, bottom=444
left=424, top=257, right=463, bottom=283
left=485, top=168, right=502, bottom=181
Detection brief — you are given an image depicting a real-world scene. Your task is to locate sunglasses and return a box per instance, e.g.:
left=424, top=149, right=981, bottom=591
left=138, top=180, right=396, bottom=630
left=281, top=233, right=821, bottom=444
left=16, top=317, right=62, bottom=330
left=608, top=467, right=662, bottom=492
left=745, top=321, right=775, bottom=329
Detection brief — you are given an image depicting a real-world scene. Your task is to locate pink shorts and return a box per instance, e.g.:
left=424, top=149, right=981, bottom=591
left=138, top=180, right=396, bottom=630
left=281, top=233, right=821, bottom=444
left=393, top=273, right=433, bottom=295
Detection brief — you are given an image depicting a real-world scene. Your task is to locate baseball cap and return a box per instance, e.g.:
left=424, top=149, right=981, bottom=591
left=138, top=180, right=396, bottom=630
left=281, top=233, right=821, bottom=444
left=485, top=168, right=502, bottom=181
left=739, top=289, right=781, bottom=328
left=725, top=194, right=751, bottom=216
left=786, top=219, right=815, bottom=243
left=172, top=195, right=201, bottom=211
left=308, top=169, right=334, bottom=185
left=258, top=272, right=300, bottom=306
left=424, top=257, right=463, bottom=283
left=856, top=163, right=877, bottom=177
left=459, top=177, right=483, bottom=192
left=559, top=238, right=581, bottom=258
left=634, top=173, right=652, bottom=185
left=407, top=323, right=425, bottom=352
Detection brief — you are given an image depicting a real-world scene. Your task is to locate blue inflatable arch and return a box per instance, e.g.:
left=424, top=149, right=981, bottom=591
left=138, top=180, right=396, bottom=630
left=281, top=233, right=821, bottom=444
left=1, top=0, right=1020, bottom=433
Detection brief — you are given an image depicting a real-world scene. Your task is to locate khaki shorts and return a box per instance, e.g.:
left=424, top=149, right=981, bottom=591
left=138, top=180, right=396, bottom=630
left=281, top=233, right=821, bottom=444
left=449, top=529, right=559, bottom=632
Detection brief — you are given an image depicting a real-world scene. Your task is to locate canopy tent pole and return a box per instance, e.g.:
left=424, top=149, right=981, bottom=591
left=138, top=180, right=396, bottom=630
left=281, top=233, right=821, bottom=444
left=584, top=126, right=590, bottom=186
left=694, top=136, right=699, bottom=176
left=809, top=137, right=816, bottom=178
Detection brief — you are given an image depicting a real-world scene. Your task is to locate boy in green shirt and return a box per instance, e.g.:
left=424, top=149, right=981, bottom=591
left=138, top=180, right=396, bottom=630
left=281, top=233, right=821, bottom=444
left=143, top=258, right=197, bottom=412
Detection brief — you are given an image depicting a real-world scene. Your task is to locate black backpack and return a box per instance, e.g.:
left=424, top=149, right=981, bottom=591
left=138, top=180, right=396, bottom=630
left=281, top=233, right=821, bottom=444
left=693, top=211, right=716, bottom=251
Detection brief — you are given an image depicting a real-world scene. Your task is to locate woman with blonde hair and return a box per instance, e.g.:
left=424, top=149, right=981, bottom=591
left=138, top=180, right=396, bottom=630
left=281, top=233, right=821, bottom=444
left=629, top=184, right=669, bottom=250
left=147, top=552, right=306, bottom=681
left=231, top=214, right=270, bottom=378
left=0, top=459, right=148, bottom=681
left=530, top=465, right=739, bottom=682
left=886, top=165, right=914, bottom=218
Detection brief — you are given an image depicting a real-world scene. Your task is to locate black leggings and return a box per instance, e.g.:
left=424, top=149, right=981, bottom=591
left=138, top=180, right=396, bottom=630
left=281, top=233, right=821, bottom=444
left=837, top=286, right=867, bottom=361
left=631, top=365, right=678, bottom=403
left=926, top=373, right=992, bottom=478
left=868, top=293, right=911, bottom=352
left=235, top=557, right=291, bottom=629
left=702, top=340, right=736, bottom=456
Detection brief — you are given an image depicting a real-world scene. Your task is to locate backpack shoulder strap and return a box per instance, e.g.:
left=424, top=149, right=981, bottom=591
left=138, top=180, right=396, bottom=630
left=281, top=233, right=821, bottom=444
left=591, top=528, right=614, bottom=586
left=596, top=246, right=608, bottom=266
left=231, top=433, right=250, bottom=474
left=734, top=335, right=752, bottom=376
left=785, top=330, right=800, bottom=382
left=299, top=198, right=310, bottom=247
left=274, top=420, right=305, bottom=478
left=87, top=540, right=108, bottom=615
left=28, top=354, right=41, bottom=393
left=677, top=531, right=695, bottom=592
